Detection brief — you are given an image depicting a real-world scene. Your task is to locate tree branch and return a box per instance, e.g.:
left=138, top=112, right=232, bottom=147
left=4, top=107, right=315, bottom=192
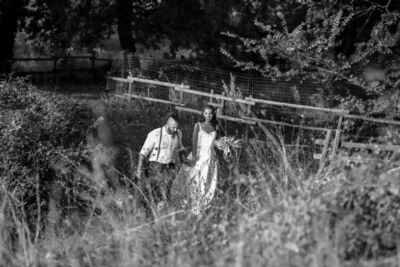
left=386, top=0, right=393, bottom=13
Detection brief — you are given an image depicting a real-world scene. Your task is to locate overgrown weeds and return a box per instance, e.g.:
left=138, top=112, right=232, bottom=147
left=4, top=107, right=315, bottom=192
left=1, top=77, right=400, bottom=266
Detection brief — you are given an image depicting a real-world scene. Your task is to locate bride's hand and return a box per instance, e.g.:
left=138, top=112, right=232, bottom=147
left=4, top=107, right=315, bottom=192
left=182, top=158, right=191, bottom=166
left=187, top=157, right=197, bottom=167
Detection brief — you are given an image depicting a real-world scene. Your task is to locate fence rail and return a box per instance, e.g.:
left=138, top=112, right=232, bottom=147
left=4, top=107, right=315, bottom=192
left=107, top=73, right=400, bottom=173
left=245, top=97, right=349, bottom=115
left=9, top=56, right=113, bottom=77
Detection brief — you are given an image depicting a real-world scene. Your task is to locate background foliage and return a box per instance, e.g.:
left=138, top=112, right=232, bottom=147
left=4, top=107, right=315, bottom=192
left=221, top=0, right=400, bottom=117
left=0, top=77, right=94, bottom=228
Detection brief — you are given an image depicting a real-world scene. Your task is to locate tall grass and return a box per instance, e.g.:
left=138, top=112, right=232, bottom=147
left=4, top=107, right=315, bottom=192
left=1, top=89, right=400, bottom=266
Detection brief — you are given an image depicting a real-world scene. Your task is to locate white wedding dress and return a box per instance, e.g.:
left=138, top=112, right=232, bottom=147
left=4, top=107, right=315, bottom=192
left=171, top=123, right=218, bottom=215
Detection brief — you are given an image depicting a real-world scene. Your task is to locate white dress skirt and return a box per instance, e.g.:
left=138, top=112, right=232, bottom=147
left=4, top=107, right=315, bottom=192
left=171, top=123, right=218, bottom=215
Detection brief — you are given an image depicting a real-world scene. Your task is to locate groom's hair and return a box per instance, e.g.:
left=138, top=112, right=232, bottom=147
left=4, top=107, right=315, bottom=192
left=166, top=112, right=180, bottom=123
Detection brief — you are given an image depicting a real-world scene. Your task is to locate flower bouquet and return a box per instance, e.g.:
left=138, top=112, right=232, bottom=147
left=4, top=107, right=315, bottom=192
left=214, top=136, right=244, bottom=159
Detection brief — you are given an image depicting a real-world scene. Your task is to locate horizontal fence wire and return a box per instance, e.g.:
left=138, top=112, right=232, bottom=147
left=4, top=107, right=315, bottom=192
left=108, top=57, right=344, bottom=133
left=342, top=116, right=400, bottom=145
left=107, top=54, right=400, bottom=165
left=111, top=54, right=323, bottom=106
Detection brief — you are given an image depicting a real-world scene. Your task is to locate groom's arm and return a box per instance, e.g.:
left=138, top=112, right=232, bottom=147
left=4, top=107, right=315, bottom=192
left=176, top=129, right=186, bottom=164
left=136, top=154, right=146, bottom=178
left=136, top=132, right=155, bottom=178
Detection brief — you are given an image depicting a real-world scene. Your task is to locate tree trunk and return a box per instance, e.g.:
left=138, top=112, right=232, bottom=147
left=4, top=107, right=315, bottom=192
left=116, top=0, right=138, bottom=76
left=117, top=0, right=136, bottom=53
left=0, top=0, right=24, bottom=73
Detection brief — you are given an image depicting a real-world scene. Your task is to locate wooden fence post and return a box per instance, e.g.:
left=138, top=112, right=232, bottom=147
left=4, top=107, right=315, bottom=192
left=328, top=115, right=344, bottom=172
left=317, top=129, right=333, bottom=175
left=127, top=79, right=133, bottom=103
left=179, top=86, right=184, bottom=105
left=244, top=95, right=252, bottom=141
left=177, top=85, right=184, bottom=118
left=105, top=76, right=110, bottom=93
left=218, top=92, right=225, bottom=116
left=128, top=80, right=133, bottom=95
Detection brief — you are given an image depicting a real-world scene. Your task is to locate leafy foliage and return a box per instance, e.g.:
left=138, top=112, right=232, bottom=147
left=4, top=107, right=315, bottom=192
left=320, top=163, right=400, bottom=259
left=23, top=0, right=116, bottom=53
left=221, top=0, right=400, bottom=117
left=0, top=77, right=94, bottom=227
left=1, top=85, right=400, bottom=265
left=17, top=1, right=309, bottom=64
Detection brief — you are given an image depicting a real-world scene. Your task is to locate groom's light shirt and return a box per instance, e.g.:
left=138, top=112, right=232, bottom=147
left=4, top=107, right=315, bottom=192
left=140, top=126, right=184, bottom=164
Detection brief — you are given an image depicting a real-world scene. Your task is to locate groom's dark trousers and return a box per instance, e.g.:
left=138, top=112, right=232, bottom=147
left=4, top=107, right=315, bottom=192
left=140, top=162, right=176, bottom=216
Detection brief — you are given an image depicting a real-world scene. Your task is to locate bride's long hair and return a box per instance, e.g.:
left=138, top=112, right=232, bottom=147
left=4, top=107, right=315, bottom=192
left=199, top=105, right=217, bottom=128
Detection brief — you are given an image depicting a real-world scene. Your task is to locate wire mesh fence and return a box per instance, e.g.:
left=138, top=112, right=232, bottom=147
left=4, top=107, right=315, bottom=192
left=110, top=54, right=322, bottom=105
left=108, top=54, right=341, bottom=136
left=107, top=53, right=400, bottom=169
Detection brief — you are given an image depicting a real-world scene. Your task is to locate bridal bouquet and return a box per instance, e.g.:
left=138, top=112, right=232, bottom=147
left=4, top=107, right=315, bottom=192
left=215, top=136, right=244, bottom=149
left=214, top=136, right=244, bottom=159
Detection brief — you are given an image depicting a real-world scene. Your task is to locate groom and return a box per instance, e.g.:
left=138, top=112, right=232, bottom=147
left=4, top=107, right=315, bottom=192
left=136, top=113, right=185, bottom=210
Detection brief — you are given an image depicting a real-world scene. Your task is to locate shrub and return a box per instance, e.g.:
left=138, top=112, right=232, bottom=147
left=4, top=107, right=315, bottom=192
left=320, top=163, right=400, bottom=260
left=0, top=77, right=94, bottom=229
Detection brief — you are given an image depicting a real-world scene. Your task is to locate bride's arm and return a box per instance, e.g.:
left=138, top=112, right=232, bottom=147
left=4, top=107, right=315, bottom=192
left=213, top=124, right=220, bottom=147
left=191, top=123, right=200, bottom=160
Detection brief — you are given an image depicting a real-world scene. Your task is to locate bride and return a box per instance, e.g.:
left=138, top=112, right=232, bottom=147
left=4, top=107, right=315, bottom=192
left=171, top=105, right=219, bottom=215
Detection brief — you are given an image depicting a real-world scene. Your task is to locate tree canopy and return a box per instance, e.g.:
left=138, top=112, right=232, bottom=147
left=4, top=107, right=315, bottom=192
left=0, top=0, right=399, bottom=83
left=23, top=0, right=116, bottom=53
left=221, top=0, right=400, bottom=116
left=0, top=1, right=306, bottom=65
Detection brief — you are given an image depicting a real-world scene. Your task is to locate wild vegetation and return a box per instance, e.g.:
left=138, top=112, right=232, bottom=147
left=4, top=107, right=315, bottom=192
left=222, top=0, right=400, bottom=124
left=1, top=77, right=400, bottom=267
left=1, top=1, right=400, bottom=266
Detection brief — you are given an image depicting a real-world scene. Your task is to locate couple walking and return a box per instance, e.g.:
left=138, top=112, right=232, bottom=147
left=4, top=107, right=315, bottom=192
left=136, top=106, right=219, bottom=216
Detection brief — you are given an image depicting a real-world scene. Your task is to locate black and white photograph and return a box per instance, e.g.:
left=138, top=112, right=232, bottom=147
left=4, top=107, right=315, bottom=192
left=1, top=0, right=400, bottom=266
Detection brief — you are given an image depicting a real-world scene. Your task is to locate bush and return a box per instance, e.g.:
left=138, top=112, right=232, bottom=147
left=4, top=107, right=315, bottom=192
left=0, top=77, right=94, bottom=228
left=320, top=163, right=400, bottom=260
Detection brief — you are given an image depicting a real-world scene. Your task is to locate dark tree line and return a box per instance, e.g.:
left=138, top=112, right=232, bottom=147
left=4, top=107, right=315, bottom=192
left=0, top=0, right=300, bottom=72
left=0, top=0, right=25, bottom=72
left=0, top=0, right=399, bottom=74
